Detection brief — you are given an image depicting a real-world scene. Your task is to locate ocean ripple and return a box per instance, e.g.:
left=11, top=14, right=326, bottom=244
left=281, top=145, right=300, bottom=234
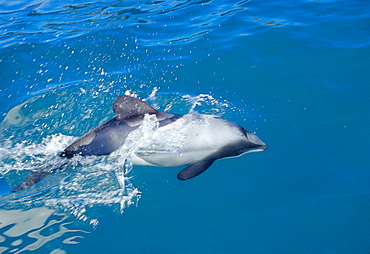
left=0, top=0, right=245, bottom=48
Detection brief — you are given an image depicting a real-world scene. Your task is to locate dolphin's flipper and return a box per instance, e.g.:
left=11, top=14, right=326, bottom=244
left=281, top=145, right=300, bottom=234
left=11, top=171, right=52, bottom=192
left=177, top=159, right=215, bottom=180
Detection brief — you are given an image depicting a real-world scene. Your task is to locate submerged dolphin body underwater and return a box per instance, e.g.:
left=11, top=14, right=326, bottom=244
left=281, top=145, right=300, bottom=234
left=12, top=96, right=267, bottom=192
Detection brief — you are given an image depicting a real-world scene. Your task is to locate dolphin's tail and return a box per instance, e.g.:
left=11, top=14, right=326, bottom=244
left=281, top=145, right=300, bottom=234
left=11, top=171, right=53, bottom=192
left=11, top=161, right=68, bottom=192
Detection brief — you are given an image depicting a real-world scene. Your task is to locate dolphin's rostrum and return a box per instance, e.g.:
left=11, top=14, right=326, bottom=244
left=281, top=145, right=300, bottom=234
left=12, top=96, right=267, bottom=192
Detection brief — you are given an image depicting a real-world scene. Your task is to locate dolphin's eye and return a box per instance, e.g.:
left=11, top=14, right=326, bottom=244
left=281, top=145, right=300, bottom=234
left=238, top=126, right=249, bottom=137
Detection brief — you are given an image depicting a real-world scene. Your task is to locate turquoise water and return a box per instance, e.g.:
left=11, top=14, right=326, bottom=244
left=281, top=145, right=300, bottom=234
left=1, top=0, right=369, bottom=253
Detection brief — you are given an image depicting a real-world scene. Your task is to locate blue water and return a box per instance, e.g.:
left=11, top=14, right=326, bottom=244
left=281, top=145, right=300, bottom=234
left=1, top=0, right=369, bottom=253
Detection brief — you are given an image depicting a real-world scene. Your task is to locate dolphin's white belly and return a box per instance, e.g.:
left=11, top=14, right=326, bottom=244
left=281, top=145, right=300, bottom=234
left=131, top=149, right=217, bottom=167
left=130, top=114, right=245, bottom=167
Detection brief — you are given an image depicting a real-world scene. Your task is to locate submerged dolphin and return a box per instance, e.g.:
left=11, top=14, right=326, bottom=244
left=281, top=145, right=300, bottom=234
left=12, top=96, right=267, bottom=192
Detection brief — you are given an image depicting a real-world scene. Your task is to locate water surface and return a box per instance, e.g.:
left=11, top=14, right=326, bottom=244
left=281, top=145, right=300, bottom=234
left=0, top=0, right=369, bottom=253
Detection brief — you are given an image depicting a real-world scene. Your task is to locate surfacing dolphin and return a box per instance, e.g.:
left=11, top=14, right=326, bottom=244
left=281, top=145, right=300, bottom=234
left=12, top=96, right=267, bottom=192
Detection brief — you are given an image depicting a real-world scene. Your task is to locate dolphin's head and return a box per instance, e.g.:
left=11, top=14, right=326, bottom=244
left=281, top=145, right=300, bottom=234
left=239, top=128, right=268, bottom=154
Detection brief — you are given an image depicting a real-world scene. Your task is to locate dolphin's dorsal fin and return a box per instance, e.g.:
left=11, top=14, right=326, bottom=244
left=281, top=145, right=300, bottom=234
left=177, top=158, right=215, bottom=180
left=113, top=96, right=157, bottom=119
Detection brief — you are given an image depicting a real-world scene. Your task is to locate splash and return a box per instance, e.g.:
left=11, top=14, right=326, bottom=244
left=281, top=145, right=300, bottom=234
left=0, top=134, right=75, bottom=176
left=144, top=92, right=234, bottom=116
left=182, top=93, right=230, bottom=115
left=42, top=113, right=182, bottom=222
left=0, top=133, right=140, bottom=225
left=0, top=91, right=233, bottom=224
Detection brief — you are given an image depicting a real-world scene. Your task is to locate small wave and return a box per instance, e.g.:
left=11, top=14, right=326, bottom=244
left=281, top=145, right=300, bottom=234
left=0, top=206, right=89, bottom=253
left=0, top=0, right=266, bottom=48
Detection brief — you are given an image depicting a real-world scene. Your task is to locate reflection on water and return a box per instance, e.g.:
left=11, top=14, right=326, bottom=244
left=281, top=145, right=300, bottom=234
left=0, top=207, right=89, bottom=253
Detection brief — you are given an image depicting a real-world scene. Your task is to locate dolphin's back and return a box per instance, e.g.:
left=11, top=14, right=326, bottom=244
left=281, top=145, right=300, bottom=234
left=61, top=117, right=136, bottom=157
left=60, top=95, right=182, bottom=158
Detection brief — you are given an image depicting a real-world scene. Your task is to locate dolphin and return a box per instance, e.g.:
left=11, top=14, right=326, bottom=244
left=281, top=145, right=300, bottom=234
left=12, top=96, right=267, bottom=192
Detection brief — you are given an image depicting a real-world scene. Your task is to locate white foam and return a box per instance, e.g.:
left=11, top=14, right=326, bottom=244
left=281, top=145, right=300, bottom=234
left=0, top=133, right=140, bottom=224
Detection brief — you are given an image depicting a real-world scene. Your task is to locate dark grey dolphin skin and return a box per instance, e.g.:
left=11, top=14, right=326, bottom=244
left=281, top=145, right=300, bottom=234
left=61, top=96, right=182, bottom=157
left=12, top=96, right=267, bottom=192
